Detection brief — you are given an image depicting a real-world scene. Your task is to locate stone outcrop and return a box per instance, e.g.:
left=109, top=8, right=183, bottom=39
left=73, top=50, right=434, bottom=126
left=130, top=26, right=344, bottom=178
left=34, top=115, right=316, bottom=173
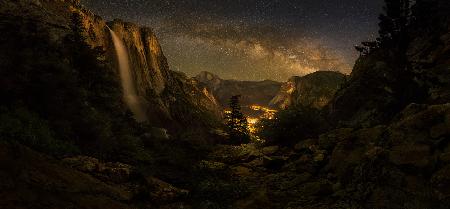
left=62, top=156, right=134, bottom=183
left=269, top=71, right=347, bottom=109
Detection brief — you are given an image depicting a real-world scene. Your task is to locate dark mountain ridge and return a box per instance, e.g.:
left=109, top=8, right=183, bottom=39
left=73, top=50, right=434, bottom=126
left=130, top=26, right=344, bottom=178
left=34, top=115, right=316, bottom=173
left=195, top=70, right=347, bottom=111
left=194, top=71, right=282, bottom=108
left=269, top=71, right=347, bottom=110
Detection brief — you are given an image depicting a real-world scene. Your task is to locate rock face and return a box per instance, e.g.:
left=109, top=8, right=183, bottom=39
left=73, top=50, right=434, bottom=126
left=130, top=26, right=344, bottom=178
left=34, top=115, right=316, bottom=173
left=327, top=1, right=450, bottom=127
left=194, top=70, right=346, bottom=112
left=102, top=20, right=221, bottom=129
left=195, top=71, right=282, bottom=108
left=269, top=71, right=347, bottom=109
left=0, top=0, right=220, bottom=130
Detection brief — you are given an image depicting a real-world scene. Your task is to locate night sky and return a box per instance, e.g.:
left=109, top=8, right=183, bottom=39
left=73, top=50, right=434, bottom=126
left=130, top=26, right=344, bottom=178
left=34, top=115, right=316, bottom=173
left=83, top=0, right=384, bottom=81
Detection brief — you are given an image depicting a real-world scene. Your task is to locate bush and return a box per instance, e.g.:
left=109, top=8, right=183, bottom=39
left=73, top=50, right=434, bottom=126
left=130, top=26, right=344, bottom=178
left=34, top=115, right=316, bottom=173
left=256, top=105, right=329, bottom=146
left=0, top=106, right=79, bottom=156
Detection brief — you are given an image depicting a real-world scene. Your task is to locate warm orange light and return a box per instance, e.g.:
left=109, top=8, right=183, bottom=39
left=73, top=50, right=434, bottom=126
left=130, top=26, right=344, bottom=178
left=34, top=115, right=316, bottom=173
left=247, top=117, right=258, bottom=124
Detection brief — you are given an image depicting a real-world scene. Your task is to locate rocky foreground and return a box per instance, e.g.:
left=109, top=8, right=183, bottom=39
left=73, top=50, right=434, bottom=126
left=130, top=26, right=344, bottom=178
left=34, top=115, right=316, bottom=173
left=2, top=103, right=448, bottom=209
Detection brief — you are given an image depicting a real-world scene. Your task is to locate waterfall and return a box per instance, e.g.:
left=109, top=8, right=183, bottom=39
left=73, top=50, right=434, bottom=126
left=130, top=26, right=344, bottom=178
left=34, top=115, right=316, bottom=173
left=109, top=28, right=148, bottom=122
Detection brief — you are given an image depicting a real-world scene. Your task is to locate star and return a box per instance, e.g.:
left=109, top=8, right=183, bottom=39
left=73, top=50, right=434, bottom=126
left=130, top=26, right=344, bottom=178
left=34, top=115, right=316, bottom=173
left=83, top=0, right=384, bottom=81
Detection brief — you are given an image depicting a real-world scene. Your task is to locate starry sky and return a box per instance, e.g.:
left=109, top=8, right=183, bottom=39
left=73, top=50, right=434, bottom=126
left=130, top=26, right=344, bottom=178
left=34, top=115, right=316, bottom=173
left=83, top=0, right=384, bottom=81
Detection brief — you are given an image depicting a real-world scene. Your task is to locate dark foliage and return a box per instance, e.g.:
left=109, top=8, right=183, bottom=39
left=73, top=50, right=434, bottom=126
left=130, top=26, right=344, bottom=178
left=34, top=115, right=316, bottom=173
left=355, top=41, right=379, bottom=56
left=256, top=105, right=329, bottom=146
left=378, top=0, right=412, bottom=47
left=225, top=95, right=250, bottom=144
left=0, top=13, right=146, bottom=161
left=356, top=0, right=415, bottom=57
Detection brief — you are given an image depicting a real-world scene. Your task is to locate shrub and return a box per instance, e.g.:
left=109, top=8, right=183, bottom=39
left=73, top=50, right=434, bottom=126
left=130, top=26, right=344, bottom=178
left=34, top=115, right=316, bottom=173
left=0, top=106, right=79, bottom=156
left=256, top=105, right=329, bottom=146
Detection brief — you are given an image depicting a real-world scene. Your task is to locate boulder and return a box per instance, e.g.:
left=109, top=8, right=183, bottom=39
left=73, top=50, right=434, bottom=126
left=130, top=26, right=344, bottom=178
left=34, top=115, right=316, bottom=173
left=231, top=166, right=253, bottom=177
left=263, top=156, right=288, bottom=170
left=262, top=146, right=280, bottom=156
left=388, top=104, right=450, bottom=144
left=388, top=144, right=432, bottom=169
left=325, top=140, right=366, bottom=181
left=432, top=165, right=450, bottom=198
left=63, top=156, right=133, bottom=183
left=294, top=139, right=316, bottom=152
left=198, top=160, right=227, bottom=171
left=145, top=177, right=189, bottom=202
left=235, top=189, right=272, bottom=209
left=440, top=152, right=450, bottom=163
left=245, top=158, right=265, bottom=168
left=208, top=144, right=261, bottom=164
left=299, top=180, right=333, bottom=196
left=62, top=156, right=99, bottom=173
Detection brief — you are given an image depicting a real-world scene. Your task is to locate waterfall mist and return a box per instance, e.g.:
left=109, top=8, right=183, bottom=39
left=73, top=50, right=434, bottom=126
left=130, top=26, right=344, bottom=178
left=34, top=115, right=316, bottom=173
left=109, top=28, right=148, bottom=122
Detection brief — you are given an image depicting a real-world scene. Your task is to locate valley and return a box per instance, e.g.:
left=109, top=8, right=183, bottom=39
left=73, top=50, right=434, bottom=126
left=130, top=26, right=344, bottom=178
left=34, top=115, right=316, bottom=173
left=0, top=0, right=449, bottom=209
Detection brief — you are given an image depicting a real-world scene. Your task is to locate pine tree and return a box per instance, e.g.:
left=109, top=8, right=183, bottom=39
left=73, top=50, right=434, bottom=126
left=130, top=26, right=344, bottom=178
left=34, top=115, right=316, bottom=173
left=378, top=0, right=412, bottom=49
left=225, top=95, right=250, bottom=144
left=355, top=41, right=379, bottom=56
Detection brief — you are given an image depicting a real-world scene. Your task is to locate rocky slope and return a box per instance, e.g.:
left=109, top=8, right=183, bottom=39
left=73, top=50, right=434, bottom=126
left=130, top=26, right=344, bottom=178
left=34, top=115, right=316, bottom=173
left=0, top=141, right=194, bottom=209
left=200, top=103, right=450, bottom=208
left=327, top=0, right=450, bottom=127
left=269, top=71, right=347, bottom=110
left=195, top=71, right=282, bottom=108
left=0, top=0, right=220, bottom=131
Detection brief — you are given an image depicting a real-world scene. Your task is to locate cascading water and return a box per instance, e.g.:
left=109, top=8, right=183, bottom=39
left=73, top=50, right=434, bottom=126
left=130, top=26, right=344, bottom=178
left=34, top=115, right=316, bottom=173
left=109, top=28, right=148, bottom=122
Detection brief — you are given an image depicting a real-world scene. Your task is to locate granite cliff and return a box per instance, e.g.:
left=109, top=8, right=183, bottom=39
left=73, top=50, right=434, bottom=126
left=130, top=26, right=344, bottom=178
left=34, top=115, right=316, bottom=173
left=269, top=71, right=347, bottom=109
left=194, top=70, right=346, bottom=111
left=194, top=71, right=282, bottom=108
left=0, top=0, right=220, bottom=131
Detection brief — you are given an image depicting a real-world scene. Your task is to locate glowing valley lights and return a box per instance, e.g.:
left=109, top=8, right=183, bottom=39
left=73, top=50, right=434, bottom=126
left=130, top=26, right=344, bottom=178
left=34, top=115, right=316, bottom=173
left=223, top=105, right=278, bottom=134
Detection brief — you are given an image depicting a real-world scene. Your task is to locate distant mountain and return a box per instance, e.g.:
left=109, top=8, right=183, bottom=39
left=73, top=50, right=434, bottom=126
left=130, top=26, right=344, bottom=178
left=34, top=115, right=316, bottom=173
left=269, top=71, right=347, bottom=109
left=194, top=71, right=282, bottom=108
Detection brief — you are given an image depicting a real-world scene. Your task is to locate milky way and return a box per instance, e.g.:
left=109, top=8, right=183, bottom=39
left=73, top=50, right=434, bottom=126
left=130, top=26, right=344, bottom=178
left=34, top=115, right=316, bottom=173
left=82, top=0, right=384, bottom=81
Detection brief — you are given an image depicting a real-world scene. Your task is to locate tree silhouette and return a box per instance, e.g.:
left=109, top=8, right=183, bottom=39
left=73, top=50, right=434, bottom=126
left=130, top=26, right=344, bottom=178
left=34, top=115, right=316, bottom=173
left=355, top=41, right=379, bottom=56
left=378, top=0, right=412, bottom=49
left=356, top=0, right=414, bottom=56
left=225, top=95, right=250, bottom=144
